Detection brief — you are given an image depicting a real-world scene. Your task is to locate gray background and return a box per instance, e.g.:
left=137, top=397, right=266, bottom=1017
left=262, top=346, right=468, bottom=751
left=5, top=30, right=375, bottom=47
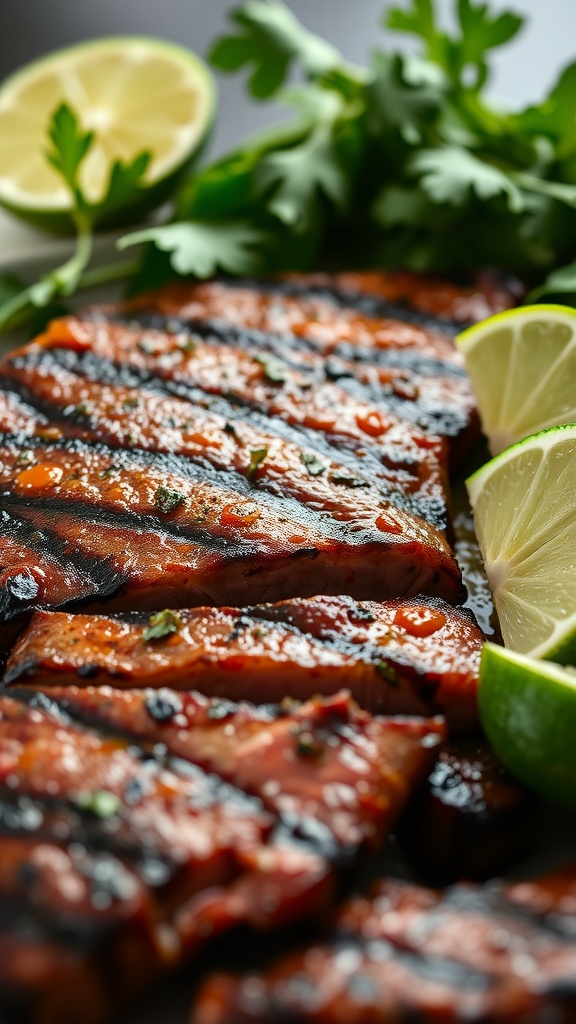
left=1, top=0, right=576, bottom=161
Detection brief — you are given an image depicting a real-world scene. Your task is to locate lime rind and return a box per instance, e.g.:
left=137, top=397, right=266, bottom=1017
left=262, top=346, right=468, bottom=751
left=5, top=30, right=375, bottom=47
left=479, top=642, right=576, bottom=809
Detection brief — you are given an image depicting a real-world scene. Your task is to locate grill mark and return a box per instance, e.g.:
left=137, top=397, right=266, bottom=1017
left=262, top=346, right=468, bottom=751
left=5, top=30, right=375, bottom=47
left=216, top=277, right=468, bottom=333
left=3, top=686, right=348, bottom=862
left=441, top=884, right=576, bottom=944
left=0, top=432, right=383, bottom=549
left=0, top=353, right=435, bottom=526
left=7, top=348, right=428, bottom=490
left=94, top=309, right=467, bottom=381
left=333, top=934, right=493, bottom=993
left=0, top=508, right=125, bottom=621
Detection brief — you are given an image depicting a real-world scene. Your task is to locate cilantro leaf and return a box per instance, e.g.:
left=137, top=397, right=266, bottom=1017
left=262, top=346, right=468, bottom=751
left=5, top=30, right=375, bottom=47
left=255, top=353, right=289, bottom=383
left=386, top=0, right=447, bottom=67
left=256, top=128, right=347, bottom=232
left=387, top=0, right=523, bottom=90
left=142, top=609, right=183, bottom=642
left=411, top=146, right=524, bottom=211
left=528, top=258, right=576, bottom=302
left=210, top=0, right=341, bottom=99
left=248, top=447, right=268, bottom=474
left=154, top=485, right=187, bottom=513
left=517, top=62, right=576, bottom=159
left=97, top=151, right=152, bottom=220
left=368, top=52, right=445, bottom=143
left=119, top=220, right=266, bottom=277
left=457, top=0, right=524, bottom=73
left=300, top=452, right=326, bottom=476
left=74, top=790, right=122, bottom=818
left=45, top=102, right=94, bottom=199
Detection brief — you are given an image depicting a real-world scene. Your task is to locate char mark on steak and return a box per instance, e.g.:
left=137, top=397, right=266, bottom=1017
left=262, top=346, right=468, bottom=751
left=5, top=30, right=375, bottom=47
left=0, top=685, right=443, bottom=1024
left=191, top=868, right=576, bottom=1024
left=5, top=595, right=482, bottom=731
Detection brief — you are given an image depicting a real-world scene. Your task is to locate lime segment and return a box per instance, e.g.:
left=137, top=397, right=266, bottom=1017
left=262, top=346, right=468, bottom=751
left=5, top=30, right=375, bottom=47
left=467, top=424, right=576, bottom=661
left=0, top=37, right=215, bottom=227
left=479, top=642, right=576, bottom=809
left=457, top=305, right=576, bottom=455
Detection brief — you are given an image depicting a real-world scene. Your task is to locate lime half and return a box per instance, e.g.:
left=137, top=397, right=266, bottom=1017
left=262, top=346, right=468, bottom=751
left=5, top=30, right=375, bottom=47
left=0, top=37, right=215, bottom=231
left=458, top=305, right=576, bottom=455
left=467, top=423, right=576, bottom=661
left=479, top=642, right=576, bottom=809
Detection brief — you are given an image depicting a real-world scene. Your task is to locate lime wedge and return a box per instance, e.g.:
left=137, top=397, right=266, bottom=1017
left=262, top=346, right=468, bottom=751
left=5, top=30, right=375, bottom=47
left=457, top=305, right=576, bottom=455
left=479, top=642, right=576, bottom=809
left=0, top=37, right=215, bottom=231
left=467, top=423, right=576, bottom=661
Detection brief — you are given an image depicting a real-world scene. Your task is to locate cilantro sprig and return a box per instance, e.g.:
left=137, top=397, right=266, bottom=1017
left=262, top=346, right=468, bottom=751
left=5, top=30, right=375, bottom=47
left=4, top=0, right=576, bottom=332
left=122, top=0, right=576, bottom=302
left=0, top=103, right=148, bottom=332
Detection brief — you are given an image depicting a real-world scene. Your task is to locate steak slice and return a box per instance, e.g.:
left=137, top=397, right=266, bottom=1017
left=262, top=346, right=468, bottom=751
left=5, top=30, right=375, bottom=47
left=5, top=595, right=483, bottom=731
left=17, top=313, right=453, bottom=530
left=192, top=868, right=576, bottom=1024
left=281, top=269, right=521, bottom=325
left=397, top=737, right=537, bottom=882
left=0, top=424, right=463, bottom=647
left=0, top=685, right=443, bottom=1024
left=126, top=279, right=479, bottom=468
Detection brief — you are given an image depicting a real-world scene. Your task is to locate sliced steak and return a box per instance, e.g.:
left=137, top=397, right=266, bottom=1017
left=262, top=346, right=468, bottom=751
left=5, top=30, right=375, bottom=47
left=5, top=595, right=483, bottom=731
left=17, top=313, right=452, bottom=529
left=126, top=279, right=479, bottom=467
left=192, top=868, right=576, bottom=1024
left=397, top=737, right=538, bottom=882
left=0, top=686, right=443, bottom=1024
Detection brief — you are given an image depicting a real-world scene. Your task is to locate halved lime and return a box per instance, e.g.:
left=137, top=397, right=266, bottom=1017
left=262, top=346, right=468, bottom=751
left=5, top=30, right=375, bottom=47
left=457, top=305, right=576, bottom=455
left=479, top=642, right=576, bottom=809
left=467, top=423, right=576, bottom=661
left=0, top=37, right=215, bottom=232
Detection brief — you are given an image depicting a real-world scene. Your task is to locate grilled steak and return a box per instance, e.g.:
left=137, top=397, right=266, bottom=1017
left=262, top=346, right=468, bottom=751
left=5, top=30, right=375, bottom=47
left=0, top=278, right=481, bottom=646
left=192, top=868, right=576, bottom=1024
left=281, top=270, right=521, bottom=325
left=5, top=595, right=483, bottom=731
left=397, top=737, right=537, bottom=882
left=128, top=278, right=480, bottom=468
left=0, top=685, right=443, bottom=1024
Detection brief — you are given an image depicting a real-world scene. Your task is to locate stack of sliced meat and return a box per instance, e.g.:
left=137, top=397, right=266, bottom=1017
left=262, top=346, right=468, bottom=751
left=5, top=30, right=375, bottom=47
left=2, top=270, right=572, bottom=1024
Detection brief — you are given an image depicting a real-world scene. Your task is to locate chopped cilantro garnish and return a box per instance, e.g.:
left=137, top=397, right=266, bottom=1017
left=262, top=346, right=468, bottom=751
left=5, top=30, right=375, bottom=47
left=142, top=609, right=183, bottom=642
left=255, top=352, right=289, bottom=383
left=154, top=485, right=186, bottom=513
left=248, top=447, right=268, bottom=475
left=300, top=451, right=326, bottom=476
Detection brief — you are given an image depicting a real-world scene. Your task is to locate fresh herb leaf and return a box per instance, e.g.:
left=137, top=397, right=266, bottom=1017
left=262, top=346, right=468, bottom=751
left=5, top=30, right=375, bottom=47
left=256, top=126, right=348, bottom=232
left=142, top=609, right=183, bottom=642
left=97, top=151, right=152, bottom=220
left=75, top=790, right=122, bottom=818
left=411, top=146, right=524, bottom=211
left=45, top=102, right=94, bottom=200
left=528, top=258, right=576, bottom=302
left=209, top=0, right=341, bottom=99
left=255, top=352, right=289, bottom=382
left=119, top=220, right=266, bottom=277
left=300, top=451, right=326, bottom=476
left=248, top=447, right=268, bottom=474
left=154, top=485, right=187, bottom=513
left=331, top=470, right=369, bottom=488
left=376, top=661, right=398, bottom=686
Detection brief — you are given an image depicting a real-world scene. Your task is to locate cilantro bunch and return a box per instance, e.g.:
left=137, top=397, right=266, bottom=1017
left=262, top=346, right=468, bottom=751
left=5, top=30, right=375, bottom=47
left=4, top=0, right=576, bottom=333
